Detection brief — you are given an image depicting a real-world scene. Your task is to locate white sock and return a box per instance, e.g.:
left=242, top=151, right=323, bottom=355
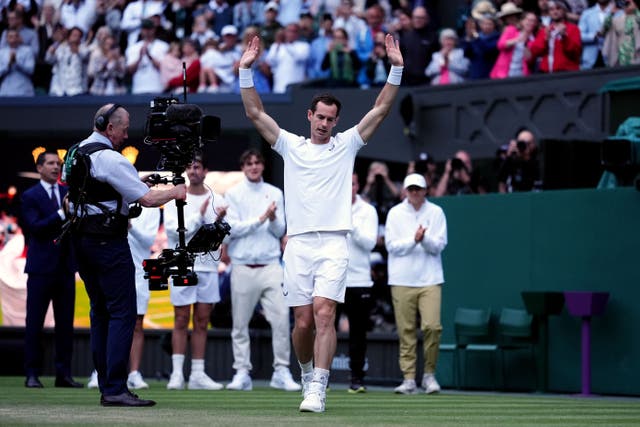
left=172, top=354, right=185, bottom=376
left=299, top=360, right=313, bottom=376
left=191, top=359, right=205, bottom=374
left=312, top=367, right=330, bottom=387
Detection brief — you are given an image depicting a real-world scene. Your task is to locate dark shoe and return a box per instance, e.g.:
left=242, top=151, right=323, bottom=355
left=55, top=376, right=83, bottom=388
left=348, top=378, right=366, bottom=394
left=100, top=391, right=156, bottom=407
left=25, top=376, right=44, bottom=388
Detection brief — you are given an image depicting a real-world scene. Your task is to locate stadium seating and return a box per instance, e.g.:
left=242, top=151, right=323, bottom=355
left=453, top=307, right=497, bottom=390
left=497, top=307, right=536, bottom=390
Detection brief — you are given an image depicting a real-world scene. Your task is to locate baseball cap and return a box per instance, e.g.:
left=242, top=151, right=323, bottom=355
left=403, top=173, right=427, bottom=189
left=265, top=1, right=279, bottom=12
left=221, top=25, right=238, bottom=36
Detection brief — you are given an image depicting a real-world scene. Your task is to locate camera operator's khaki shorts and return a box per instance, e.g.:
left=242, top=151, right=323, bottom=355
left=282, top=231, right=348, bottom=306
left=170, top=270, right=221, bottom=306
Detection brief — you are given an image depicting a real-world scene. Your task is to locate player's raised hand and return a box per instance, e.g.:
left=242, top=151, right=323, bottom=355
left=385, top=34, right=404, bottom=67
left=239, top=35, right=261, bottom=69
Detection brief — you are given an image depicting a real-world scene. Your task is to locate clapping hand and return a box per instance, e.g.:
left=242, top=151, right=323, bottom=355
left=260, top=201, right=277, bottom=222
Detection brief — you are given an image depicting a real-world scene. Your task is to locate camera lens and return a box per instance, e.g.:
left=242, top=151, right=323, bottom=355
left=451, top=157, right=465, bottom=171
left=517, top=140, right=527, bottom=152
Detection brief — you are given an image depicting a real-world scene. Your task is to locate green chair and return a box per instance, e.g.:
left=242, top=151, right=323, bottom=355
left=454, top=307, right=497, bottom=389
left=497, top=307, right=537, bottom=390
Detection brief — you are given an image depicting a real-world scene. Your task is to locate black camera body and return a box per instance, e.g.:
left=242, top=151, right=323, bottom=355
left=516, top=140, right=528, bottom=153
left=451, top=157, right=467, bottom=171
left=615, top=0, right=629, bottom=8
left=144, top=97, right=221, bottom=172
left=142, top=219, right=231, bottom=290
left=187, top=219, right=231, bottom=253
left=144, top=248, right=197, bottom=291
left=141, top=96, right=231, bottom=290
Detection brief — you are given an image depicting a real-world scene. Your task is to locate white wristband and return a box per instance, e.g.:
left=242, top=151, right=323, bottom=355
left=387, top=65, right=403, bottom=86
left=239, top=67, right=254, bottom=88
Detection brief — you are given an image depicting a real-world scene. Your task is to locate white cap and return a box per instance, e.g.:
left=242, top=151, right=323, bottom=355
left=221, top=25, right=238, bottom=36
left=403, top=173, right=427, bottom=189
left=265, top=1, right=279, bottom=11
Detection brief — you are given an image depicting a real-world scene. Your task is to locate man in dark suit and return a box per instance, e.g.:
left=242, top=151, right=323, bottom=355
left=20, top=150, right=81, bottom=389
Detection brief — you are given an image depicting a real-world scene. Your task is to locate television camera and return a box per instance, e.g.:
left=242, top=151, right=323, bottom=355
left=141, top=94, right=230, bottom=291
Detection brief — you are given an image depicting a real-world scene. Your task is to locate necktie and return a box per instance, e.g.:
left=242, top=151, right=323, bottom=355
left=50, top=185, right=59, bottom=209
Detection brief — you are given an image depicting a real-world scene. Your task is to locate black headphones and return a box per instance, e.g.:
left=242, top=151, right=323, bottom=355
left=95, top=104, right=122, bottom=131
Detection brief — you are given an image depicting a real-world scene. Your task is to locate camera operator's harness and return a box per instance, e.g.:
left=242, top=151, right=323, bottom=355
left=58, top=142, right=134, bottom=242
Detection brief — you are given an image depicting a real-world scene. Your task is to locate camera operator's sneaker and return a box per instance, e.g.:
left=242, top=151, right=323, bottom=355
left=300, top=372, right=313, bottom=398
left=127, top=371, right=149, bottom=390
left=422, top=374, right=441, bottom=394
left=188, top=372, right=224, bottom=390
left=394, top=379, right=418, bottom=395
left=226, top=370, right=252, bottom=391
left=167, top=372, right=184, bottom=390
left=270, top=367, right=301, bottom=391
left=299, top=381, right=325, bottom=413
left=87, top=370, right=99, bottom=389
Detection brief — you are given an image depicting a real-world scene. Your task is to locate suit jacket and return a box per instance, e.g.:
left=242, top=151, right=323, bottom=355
left=529, top=21, right=582, bottom=72
left=490, top=25, right=532, bottom=79
left=20, top=183, right=75, bottom=274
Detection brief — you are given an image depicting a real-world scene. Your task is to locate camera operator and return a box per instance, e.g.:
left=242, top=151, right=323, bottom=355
left=497, top=128, right=541, bottom=193
left=433, top=149, right=487, bottom=196
left=71, top=103, right=186, bottom=407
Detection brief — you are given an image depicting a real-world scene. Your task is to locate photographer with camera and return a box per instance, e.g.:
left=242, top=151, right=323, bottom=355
left=497, top=128, right=541, bottom=193
left=433, top=150, right=487, bottom=196
left=71, top=103, right=186, bottom=407
left=239, top=33, right=403, bottom=413
left=362, top=161, right=402, bottom=224
left=164, top=156, right=228, bottom=391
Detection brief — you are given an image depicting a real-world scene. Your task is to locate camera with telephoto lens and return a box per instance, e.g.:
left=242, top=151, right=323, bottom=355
left=144, top=97, right=221, bottom=172
left=142, top=96, right=231, bottom=291
left=451, top=157, right=467, bottom=171
left=516, top=140, right=528, bottom=153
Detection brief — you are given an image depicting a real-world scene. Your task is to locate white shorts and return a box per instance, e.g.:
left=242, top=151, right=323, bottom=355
left=134, top=270, right=150, bottom=315
left=282, top=231, right=348, bottom=306
left=169, top=270, right=220, bottom=306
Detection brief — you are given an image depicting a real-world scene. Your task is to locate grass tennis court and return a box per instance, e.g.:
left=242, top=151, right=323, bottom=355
left=1, top=377, right=639, bottom=426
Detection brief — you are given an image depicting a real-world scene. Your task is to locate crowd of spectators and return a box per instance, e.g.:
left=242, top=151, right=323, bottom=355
left=1, top=0, right=638, bottom=97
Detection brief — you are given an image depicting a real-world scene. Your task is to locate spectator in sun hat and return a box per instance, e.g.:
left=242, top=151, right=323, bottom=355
left=461, top=3, right=500, bottom=80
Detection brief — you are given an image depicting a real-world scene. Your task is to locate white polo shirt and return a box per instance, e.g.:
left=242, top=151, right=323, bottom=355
left=272, top=125, right=364, bottom=236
